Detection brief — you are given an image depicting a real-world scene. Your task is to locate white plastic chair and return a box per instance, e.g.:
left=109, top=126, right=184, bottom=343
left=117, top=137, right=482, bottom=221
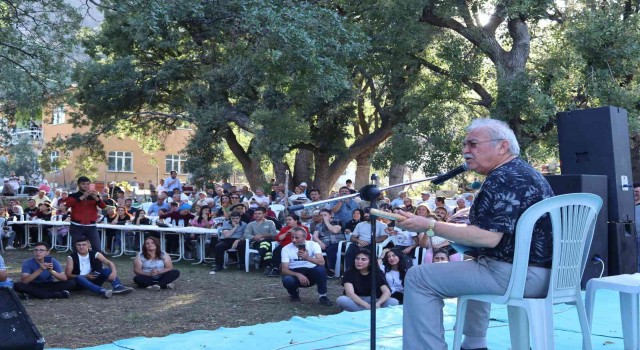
left=269, top=204, right=285, bottom=221
left=243, top=239, right=279, bottom=272
left=452, top=193, right=602, bottom=350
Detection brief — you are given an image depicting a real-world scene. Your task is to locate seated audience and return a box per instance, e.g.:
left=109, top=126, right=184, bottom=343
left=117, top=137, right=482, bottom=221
left=14, top=242, right=76, bottom=299
left=336, top=249, right=399, bottom=311
left=384, top=224, right=417, bottom=268
left=344, top=211, right=388, bottom=271
left=312, top=209, right=345, bottom=277
left=0, top=206, right=16, bottom=250
left=270, top=213, right=310, bottom=277
left=453, top=196, right=467, bottom=214
left=432, top=249, right=450, bottom=263
left=133, top=237, right=180, bottom=290
left=211, top=211, right=247, bottom=272
left=48, top=203, right=70, bottom=248
left=401, top=197, right=416, bottom=214
left=0, top=253, right=11, bottom=287
left=65, top=237, right=133, bottom=298
left=238, top=207, right=278, bottom=274
left=378, top=248, right=408, bottom=304
left=343, top=209, right=365, bottom=236
left=147, top=194, right=170, bottom=216
left=280, top=227, right=332, bottom=306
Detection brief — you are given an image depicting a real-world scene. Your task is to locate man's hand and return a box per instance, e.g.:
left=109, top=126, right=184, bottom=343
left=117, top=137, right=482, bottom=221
left=297, top=273, right=310, bottom=286
left=108, top=271, right=117, bottom=282
left=357, top=240, right=369, bottom=248
left=231, top=239, right=240, bottom=249
left=297, top=250, right=309, bottom=261
left=396, top=211, right=432, bottom=233
left=319, top=241, right=327, bottom=250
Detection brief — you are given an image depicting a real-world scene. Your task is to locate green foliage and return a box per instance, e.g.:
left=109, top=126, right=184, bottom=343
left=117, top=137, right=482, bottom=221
left=0, top=138, right=40, bottom=179
left=0, top=0, right=82, bottom=121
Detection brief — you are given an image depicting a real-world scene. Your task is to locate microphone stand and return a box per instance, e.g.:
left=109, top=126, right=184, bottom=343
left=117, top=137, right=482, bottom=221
left=283, top=168, right=464, bottom=349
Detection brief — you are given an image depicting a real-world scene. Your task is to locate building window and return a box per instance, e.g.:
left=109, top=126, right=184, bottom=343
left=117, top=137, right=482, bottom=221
left=108, top=151, right=133, bottom=172
left=165, top=155, right=187, bottom=174
left=50, top=151, right=59, bottom=171
left=52, top=106, right=65, bottom=125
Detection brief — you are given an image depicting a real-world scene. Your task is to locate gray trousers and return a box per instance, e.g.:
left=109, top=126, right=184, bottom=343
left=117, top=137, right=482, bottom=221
left=402, top=256, right=550, bottom=350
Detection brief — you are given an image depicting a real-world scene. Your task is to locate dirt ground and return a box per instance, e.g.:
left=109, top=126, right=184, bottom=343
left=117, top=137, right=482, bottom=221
left=2, top=248, right=345, bottom=349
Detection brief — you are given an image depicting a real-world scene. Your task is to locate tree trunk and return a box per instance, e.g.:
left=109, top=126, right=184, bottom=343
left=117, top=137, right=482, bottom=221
left=293, top=149, right=313, bottom=189
left=354, top=148, right=375, bottom=189
left=223, top=129, right=267, bottom=191
left=271, top=158, right=290, bottom=189
left=386, top=162, right=407, bottom=200
left=312, top=153, right=335, bottom=198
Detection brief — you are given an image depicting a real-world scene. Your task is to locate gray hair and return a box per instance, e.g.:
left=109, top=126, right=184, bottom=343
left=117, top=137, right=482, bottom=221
left=467, top=118, right=520, bottom=155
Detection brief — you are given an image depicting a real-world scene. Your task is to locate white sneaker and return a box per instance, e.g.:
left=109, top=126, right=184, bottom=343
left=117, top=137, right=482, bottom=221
left=166, top=283, right=175, bottom=290
left=146, top=285, right=161, bottom=291
left=5, top=246, right=15, bottom=250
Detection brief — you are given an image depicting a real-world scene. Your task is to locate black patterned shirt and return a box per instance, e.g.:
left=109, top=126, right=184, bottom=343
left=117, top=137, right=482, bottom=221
left=470, top=157, right=554, bottom=265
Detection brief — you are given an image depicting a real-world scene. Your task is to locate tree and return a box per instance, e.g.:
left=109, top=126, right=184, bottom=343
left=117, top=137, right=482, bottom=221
left=0, top=138, right=40, bottom=181
left=0, top=0, right=82, bottom=127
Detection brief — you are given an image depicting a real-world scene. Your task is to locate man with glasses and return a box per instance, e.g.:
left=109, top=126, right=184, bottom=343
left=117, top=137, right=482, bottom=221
left=398, top=118, right=554, bottom=350
left=14, top=242, right=76, bottom=299
left=211, top=211, right=247, bottom=272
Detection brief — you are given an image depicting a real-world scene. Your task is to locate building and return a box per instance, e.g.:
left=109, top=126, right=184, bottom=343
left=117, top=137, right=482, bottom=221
left=41, top=104, right=192, bottom=189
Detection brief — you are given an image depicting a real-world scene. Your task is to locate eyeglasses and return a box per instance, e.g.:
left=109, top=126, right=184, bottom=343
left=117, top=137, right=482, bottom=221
left=33, top=249, right=48, bottom=252
left=462, top=139, right=504, bottom=149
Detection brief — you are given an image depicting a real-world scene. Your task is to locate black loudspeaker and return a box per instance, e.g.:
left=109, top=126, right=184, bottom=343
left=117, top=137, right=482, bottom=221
left=608, top=222, right=638, bottom=275
left=545, top=175, right=608, bottom=287
left=0, top=287, right=45, bottom=350
left=557, top=106, right=635, bottom=222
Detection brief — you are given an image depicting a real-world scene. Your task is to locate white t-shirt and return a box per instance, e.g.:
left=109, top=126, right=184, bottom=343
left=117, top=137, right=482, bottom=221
left=249, top=195, right=270, bottom=208
left=352, top=221, right=388, bottom=244
left=389, top=228, right=417, bottom=247
left=281, top=241, right=322, bottom=270
left=78, top=253, right=92, bottom=275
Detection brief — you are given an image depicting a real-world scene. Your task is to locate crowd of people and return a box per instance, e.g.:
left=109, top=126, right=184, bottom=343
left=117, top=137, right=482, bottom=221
left=0, top=119, right=557, bottom=350
left=0, top=170, right=471, bottom=309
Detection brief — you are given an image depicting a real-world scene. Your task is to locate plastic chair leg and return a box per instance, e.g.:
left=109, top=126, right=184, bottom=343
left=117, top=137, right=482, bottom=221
left=452, top=298, right=468, bottom=350
left=575, top=294, right=593, bottom=350
left=527, top=301, right=555, bottom=350
left=507, top=305, right=530, bottom=350
left=585, top=284, right=597, bottom=329
left=620, top=292, right=640, bottom=350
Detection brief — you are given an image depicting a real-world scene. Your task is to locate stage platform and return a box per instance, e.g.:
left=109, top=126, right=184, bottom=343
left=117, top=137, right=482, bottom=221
left=54, top=289, right=627, bottom=349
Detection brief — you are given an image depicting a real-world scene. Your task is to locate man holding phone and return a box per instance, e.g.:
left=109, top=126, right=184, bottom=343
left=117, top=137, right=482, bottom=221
left=280, top=227, right=332, bottom=306
left=65, top=176, right=107, bottom=252
left=13, top=242, right=76, bottom=299
left=65, top=237, right=133, bottom=298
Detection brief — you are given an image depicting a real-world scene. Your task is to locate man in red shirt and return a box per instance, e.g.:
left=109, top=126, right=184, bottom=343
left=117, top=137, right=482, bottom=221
left=64, top=176, right=107, bottom=252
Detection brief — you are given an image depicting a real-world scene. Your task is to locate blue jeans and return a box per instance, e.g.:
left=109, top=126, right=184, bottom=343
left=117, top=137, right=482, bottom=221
left=282, top=265, right=328, bottom=297
left=73, top=268, right=123, bottom=294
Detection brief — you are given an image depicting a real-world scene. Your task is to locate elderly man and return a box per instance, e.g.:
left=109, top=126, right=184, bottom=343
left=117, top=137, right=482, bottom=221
left=398, top=119, right=554, bottom=350
left=148, top=194, right=170, bottom=216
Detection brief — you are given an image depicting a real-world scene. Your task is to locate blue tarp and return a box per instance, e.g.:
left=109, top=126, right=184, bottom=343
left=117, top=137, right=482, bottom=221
left=53, top=289, right=627, bottom=349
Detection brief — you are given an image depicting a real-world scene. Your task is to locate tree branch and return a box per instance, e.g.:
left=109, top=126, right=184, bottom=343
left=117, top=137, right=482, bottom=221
left=415, top=56, right=494, bottom=108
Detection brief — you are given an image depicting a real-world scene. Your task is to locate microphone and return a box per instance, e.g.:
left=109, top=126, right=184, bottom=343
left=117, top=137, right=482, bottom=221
left=431, top=163, right=469, bottom=185
left=288, top=204, right=304, bottom=211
